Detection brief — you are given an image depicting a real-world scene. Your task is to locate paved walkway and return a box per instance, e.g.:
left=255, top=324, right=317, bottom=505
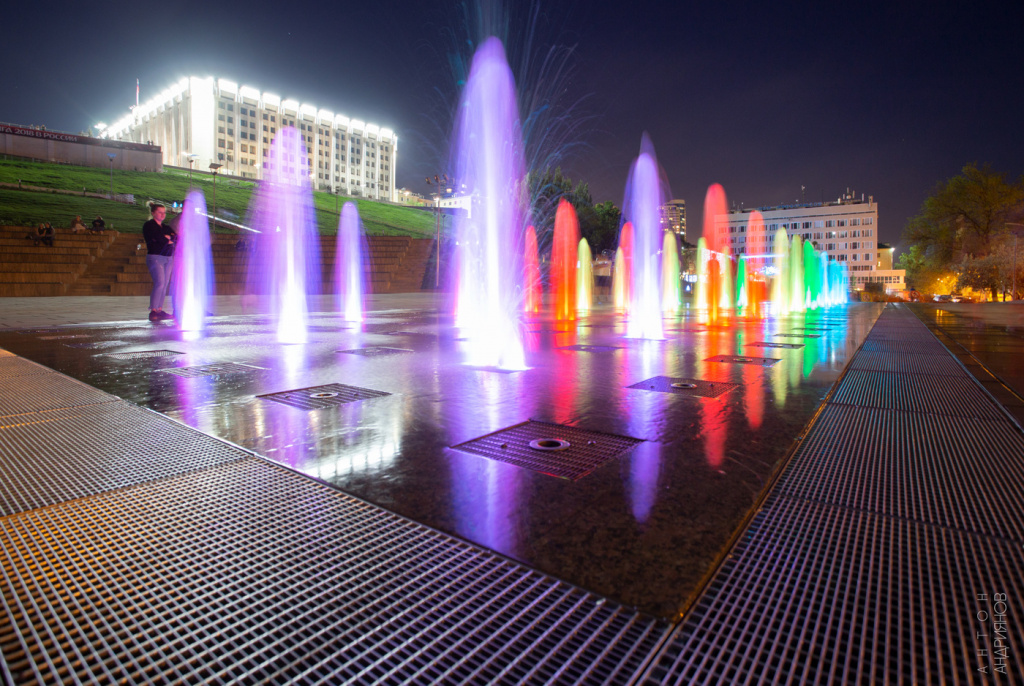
left=0, top=302, right=1021, bottom=684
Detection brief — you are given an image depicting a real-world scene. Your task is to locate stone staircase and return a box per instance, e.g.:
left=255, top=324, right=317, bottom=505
left=63, top=234, right=437, bottom=296
left=0, top=227, right=117, bottom=296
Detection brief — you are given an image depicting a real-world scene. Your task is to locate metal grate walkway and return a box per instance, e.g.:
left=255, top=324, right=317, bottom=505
left=644, top=304, right=1024, bottom=684
left=0, top=350, right=666, bottom=685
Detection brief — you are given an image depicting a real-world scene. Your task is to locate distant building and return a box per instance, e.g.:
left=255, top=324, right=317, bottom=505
left=99, top=77, right=397, bottom=201
left=717, top=191, right=903, bottom=291
left=661, top=199, right=686, bottom=241
left=396, top=188, right=431, bottom=208
left=1, top=123, right=161, bottom=172
left=869, top=242, right=906, bottom=292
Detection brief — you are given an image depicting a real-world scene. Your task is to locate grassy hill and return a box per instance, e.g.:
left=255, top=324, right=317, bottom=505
left=0, top=157, right=435, bottom=236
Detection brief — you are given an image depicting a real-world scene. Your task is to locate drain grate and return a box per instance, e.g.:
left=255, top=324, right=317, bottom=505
left=159, top=362, right=266, bottom=378
left=558, top=344, right=623, bottom=352
left=0, top=373, right=116, bottom=418
left=259, top=383, right=391, bottom=410
left=0, top=401, right=248, bottom=516
left=861, top=338, right=949, bottom=355
left=746, top=341, right=804, bottom=349
left=775, top=333, right=821, bottom=338
left=452, top=420, right=643, bottom=480
left=627, top=376, right=740, bottom=398
left=849, top=350, right=967, bottom=376
left=777, top=404, right=1024, bottom=541
left=0, top=357, right=53, bottom=379
left=705, top=354, right=781, bottom=367
left=337, top=346, right=414, bottom=356
left=0, top=459, right=668, bottom=685
left=100, top=350, right=184, bottom=360
left=831, top=369, right=1005, bottom=420
left=644, top=494, right=1024, bottom=685
left=383, top=330, right=436, bottom=338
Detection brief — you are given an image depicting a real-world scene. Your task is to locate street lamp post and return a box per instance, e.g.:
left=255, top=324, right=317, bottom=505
left=209, top=163, right=223, bottom=226
left=106, top=153, right=117, bottom=198
left=1007, top=223, right=1024, bottom=301
left=184, top=153, right=198, bottom=190
left=425, top=174, right=453, bottom=290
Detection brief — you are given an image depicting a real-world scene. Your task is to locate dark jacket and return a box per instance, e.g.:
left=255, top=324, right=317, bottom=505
left=143, top=219, right=176, bottom=256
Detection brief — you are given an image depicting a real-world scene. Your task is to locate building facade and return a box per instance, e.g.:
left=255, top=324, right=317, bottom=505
left=718, top=192, right=903, bottom=290
left=100, top=77, right=397, bottom=201
left=661, top=199, right=687, bottom=242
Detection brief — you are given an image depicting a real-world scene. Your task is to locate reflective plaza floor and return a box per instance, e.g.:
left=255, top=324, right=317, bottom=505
left=0, top=296, right=881, bottom=618
left=1, top=296, right=1022, bottom=684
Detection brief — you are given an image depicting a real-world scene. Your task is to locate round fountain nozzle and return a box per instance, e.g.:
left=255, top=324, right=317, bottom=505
left=529, top=438, right=571, bottom=451
left=309, top=392, right=340, bottom=399
left=671, top=382, right=698, bottom=389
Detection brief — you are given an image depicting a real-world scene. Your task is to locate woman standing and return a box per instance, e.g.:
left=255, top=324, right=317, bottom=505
left=143, top=202, right=176, bottom=321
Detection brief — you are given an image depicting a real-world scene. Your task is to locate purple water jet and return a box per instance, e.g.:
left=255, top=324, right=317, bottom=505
left=621, top=134, right=667, bottom=339
left=451, top=37, right=527, bottom=369
left=247, top=127, right=320, bottom=344
left=172, top=190, right=214, bottom=332
left=335, top=202, right=366, bottom=323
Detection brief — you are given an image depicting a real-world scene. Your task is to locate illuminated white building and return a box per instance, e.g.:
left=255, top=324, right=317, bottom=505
left=718, top=191, right=903, bottom=290
left=661, top=199, right=686, bottom=241
left=99, top=77, right=397, bottom=201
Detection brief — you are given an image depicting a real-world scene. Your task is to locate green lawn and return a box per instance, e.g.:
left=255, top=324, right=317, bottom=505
left=0, top=157, right=435, bottom=236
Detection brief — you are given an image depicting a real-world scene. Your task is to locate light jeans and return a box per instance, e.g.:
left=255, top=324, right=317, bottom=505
left=146, top=254, right=174, bottom=311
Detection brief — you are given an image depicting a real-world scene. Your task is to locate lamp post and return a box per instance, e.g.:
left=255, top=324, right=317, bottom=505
left=425, top=173, right=453, bottom=290
left=1008, top=223, right=1024, bottom=301
left=184, top=153, right=198, bottom=190
left=209, top=163, right=223, bottom=226
left=106, top=153, right=117, bottom=198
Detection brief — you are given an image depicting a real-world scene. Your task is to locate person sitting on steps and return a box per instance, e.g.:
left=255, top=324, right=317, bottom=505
left=90, top=215, right=106, bottom=232
left=70, top=215, right=87, bottom=234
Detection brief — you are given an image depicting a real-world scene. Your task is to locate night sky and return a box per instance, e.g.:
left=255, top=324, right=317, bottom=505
left=3, top=1, right=1023, bottom=253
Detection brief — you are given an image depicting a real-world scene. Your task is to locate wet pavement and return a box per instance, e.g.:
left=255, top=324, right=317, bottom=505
left=912, top=302, right=1024, bottom=426
left=0, top=298, right=884, bottom=618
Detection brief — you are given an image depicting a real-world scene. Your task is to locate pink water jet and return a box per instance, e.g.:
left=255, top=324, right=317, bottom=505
left=552, top=199, right=579, bottom=322
left=524, top=226, right=541, bottom=314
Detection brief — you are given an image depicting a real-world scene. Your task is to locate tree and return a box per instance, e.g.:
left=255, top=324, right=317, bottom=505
left=902, top=163, right=1024, bottom=294
left=904, top=164, right=1024, bottom=263
left=897, top=244, right=948, bottom=293
left=527, top=167, right=621, bottom=254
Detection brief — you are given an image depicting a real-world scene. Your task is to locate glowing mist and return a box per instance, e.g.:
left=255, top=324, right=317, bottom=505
left=172, top=190, right=213, bottom=332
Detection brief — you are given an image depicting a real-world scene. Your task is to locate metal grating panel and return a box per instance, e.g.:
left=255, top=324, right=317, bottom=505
left=775, top=332, right=821, bottom=338
left=99, top=350, right=184, bottom=360
left=778, top=404, right=1024, bottom=541
left=849, top=350, right=967, bottom=376
left=0, top=373, right=116, bottom=417
left=0, top=357, right=52, bottom=379
left=559, top=345, right=624, bottom=353
left=627, top=376, right=740, bottom=399
left=158, top=362, right=265, bottom=378
left=0, top=459, right=668, bottom=685
left=644, top=495, right=1024, bottom=685
left=831, top=369, right=1006, bottom=420
left=383, top=330, right=437, bottom=338
left=861, top=338, right=952, bottom=355
left=259, top=383, right=392, bottom=410
left=37, top=334, right=90, bottom=340
left=746, top=341, right=804, bottom=349
left=337, top=346, right=414, bottom=356
left=0, top=401, right=249, bottom=516
left=452, top=420, right=643, bottom=481
left=704, top=354, right=780, bottom=367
